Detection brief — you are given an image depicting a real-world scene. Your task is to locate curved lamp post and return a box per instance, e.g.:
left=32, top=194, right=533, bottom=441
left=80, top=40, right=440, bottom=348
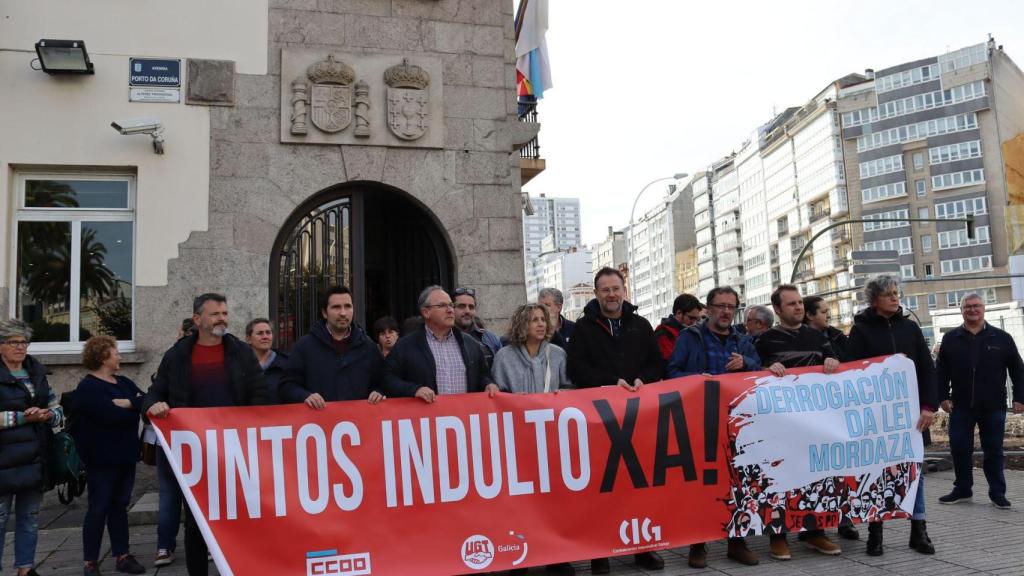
left=627, top=173, right=688, bottom=299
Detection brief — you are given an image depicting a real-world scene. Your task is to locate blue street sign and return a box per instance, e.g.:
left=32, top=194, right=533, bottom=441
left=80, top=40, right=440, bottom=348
left=129, top=58, right=181, bottom=87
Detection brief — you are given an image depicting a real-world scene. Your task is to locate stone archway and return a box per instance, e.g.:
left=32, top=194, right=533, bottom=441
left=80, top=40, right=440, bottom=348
left=269, top=182, right=455, bottom=349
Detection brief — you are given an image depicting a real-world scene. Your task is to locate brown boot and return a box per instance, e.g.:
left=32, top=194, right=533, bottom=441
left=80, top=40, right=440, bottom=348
left=688, top=543, right=708, bottom=568
left=804, top=534, right=842, bottom=555
left=727, top=537, right=759, bottom=566
left=769, top=535, right=791, bottom=560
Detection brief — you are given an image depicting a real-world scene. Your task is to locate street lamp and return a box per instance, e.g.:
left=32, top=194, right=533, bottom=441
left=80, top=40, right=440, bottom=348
left=628, top=173, right=688, bottom=300
left=34, top=39, right=94, bottom=75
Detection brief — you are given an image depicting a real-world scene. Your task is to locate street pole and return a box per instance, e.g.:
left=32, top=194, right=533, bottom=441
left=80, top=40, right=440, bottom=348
left=790, top=215, right=976, bottom=284
left=628, top=173, right=687, bottom=300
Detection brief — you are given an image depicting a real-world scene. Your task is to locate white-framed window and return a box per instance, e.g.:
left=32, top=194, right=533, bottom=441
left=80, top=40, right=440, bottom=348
left=940, top=255, right=992, bottom=275
left=929, top=140, right=982, bottom=165
left=938, top=225, right=990, bottom=249
left=863, top=208, right=910, bottom=231
left=913, top=153, right=924, bottom=171
left=927, top=293, right=937, bottom=309
left=918, top=207, right=930, bottom=219
left=862, top=181, right=907, bottom=204
left=916, top=179, right=927, bottom=197
left=932, top=169, right=985, bottom=191
left=901, top=264, right=915, bottom=279
left=946, top=287, right=997, bottom=307
left=841, top=81, right=986, bottom=128
left=876, top=63, right=939, bottom=94
left=857, top=113, right=978, bottom=153
left=903, top=295, right=919, bottom=310
left=922, top=235, right=933, bottom=253
left=936, top=196, right=987, bottom=219
left=11, top=173, right=136, bottom=353
left=925, top=263, right=934, bottom=278
left=861, top=236, right=913, bottom=255
left=859, top=154, right=905, bottom=179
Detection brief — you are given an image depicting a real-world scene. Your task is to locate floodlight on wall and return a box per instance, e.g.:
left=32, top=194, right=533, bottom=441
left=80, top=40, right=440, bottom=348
left=34, top=39, right=94, bottom=75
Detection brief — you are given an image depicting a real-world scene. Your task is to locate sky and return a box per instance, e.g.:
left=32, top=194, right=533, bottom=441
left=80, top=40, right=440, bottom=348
left=522, top=0, right=1024, bottom=246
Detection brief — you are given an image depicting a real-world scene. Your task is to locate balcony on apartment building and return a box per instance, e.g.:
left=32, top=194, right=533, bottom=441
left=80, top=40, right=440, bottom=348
left=518, top=98, right=545, bottom=184
left=809, top=205, right=831, bottom=224
left=831, top=226, right=851, bottom=243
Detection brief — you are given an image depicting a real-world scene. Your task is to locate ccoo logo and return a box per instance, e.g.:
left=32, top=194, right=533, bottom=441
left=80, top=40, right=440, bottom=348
left=619, top=518, right=662, bottom=546
left=460, top=535, right=494, bottom=570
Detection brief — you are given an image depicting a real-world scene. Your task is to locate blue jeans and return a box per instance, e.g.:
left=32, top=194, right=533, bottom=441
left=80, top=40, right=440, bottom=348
left=912, top=472, right=926, bottom=520
left=83, top=463, right=136, bottom=562
left=949, top=408, right=1007, bottom=498
left=0, top=488, right=43, bottom=570
left=157, top=450, right=183, bottom=551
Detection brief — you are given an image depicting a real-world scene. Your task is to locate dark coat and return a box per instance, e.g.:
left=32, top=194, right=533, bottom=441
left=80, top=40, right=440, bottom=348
left=261, top=349, right=289, bottom=404
left=847, top=307, right=938, bottom=410
left=278, top=322, right=383, bottom=403
left=73, top=374, right=144, bottom=466
left=550, top=315, right=576, bottom=350
left=756, top=325, right=837, bottom=368
left=0, top=355, right=51, bottom=494
left=142, top=333, right=269, bottom=412
left=566, top=299, right=664, bottom=388
left=937, top=323, right=1024, bottom=411
left=382, top=327, right=495, bottom=397
left=824, top=326, right=849, bottom=362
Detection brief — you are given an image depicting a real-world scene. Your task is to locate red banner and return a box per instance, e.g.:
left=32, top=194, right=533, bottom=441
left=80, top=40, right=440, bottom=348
left=152, top=356, right=920, bottom=575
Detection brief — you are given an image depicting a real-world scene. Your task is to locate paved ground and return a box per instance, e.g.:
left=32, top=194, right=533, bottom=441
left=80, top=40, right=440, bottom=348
left=5, top=467, right=1023, bottom=575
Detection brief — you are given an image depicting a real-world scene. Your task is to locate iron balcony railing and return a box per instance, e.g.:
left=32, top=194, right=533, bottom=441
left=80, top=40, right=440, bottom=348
left=518, top=98, right=540, bottom=160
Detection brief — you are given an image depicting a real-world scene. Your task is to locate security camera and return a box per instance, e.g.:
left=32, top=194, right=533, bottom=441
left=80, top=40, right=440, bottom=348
left=111, top=118, right=165, bottom=154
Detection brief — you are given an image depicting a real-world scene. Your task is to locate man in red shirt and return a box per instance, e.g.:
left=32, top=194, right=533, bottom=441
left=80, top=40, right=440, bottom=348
left=144, top=293, right=268, bottom=576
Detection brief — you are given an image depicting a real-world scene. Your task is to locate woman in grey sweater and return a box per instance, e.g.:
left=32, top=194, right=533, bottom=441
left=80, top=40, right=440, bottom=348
left=492, top=303, right=572, bottom=394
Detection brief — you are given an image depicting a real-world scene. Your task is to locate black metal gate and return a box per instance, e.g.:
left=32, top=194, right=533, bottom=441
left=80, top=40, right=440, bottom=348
left=273, top=197, right=352, bottom=350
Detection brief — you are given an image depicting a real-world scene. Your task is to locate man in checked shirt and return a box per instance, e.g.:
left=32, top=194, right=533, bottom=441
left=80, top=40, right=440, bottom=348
left=383, top=285, right=501, bottom=402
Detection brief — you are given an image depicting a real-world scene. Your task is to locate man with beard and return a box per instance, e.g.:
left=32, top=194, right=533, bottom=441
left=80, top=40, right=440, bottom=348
left=566, top=267, right=664, bottom=573
left=667, top=286, right=761, bottom=568
left=452, top=287, right=502, bottom=368
left=756, top=285, right=847, bottom=559
left=144, top=293, right=268, bottom=576
left=279, top=286, right=385, bottom=409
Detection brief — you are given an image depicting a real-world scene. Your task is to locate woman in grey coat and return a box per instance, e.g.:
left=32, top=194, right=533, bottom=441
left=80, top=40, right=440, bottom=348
left=493, top=303, right=572, bottom=394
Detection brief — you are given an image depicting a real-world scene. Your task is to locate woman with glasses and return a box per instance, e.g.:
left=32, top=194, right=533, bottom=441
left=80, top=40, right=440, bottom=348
left=847, top=275, right=937, bottom=556
left=0, top=319, right=64, bottom=576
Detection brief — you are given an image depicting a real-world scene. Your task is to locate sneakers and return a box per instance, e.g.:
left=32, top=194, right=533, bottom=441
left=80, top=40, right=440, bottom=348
left=688, top=543, right=708, bottom=569
left=115, top=554, right=146, bottom=574
left=803, top=534, right=842, bottom=555
left=769, top=536, right=791, bottom=560
left=154, top=549, right=174, bottom=566
left=991, top=495, right=1012, bottom=509
left=84, top=562, right=101, bottom=576
left=726, top=538, right=759, bottom=566
left=938, top=491, right=972, bottom=504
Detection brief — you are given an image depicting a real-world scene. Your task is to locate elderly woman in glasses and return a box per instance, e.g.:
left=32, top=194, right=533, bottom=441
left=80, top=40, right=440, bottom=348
left=0, top=319, right=64, bottom=576
left=847, top=275, right=937, bottom=557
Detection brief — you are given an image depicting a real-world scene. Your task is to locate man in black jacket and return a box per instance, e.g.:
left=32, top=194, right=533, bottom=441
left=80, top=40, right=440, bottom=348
left=936, top=293, right=1024, bottom=508
left=539, top=287, right=576, bottom=349
left=144, top=293, right=269, bottom=576
left=383, top=286, right=499, bottom=402
left=847, top=275, right=936, bottom=557
left=757, top=285, right=850, bottom=558
left=278, top=286, right=385, bottom=408
left=566, top=267, right=664, bottom=573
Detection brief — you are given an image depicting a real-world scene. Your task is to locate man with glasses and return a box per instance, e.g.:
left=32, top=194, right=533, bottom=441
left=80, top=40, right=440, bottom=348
left=936, top=293, right=1024, bottom=509
left=566, top=267, right=665, bottom=574
left=654, top=293, right=704, bottom=360
left=452, top=287, right=503, bottom=368
left=667, top=286, right=761, bottom=568
left=383, top=285, right=500, bottom=403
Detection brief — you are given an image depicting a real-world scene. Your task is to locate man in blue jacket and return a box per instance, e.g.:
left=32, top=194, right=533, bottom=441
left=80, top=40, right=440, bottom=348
left=936, top=293, right=1024, bottom=508
left=666, top=286, right=761, bottom=568
left=279, top=286, right=385, bottom=408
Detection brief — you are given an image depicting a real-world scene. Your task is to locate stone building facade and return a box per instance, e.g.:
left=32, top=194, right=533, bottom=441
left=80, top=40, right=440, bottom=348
left=1, top=0, right=532, bottom=390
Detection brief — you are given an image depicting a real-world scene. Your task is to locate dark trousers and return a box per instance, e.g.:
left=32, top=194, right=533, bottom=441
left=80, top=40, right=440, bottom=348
left=83, top=463, right=136, bottom=562
left=184, top=506, right=210, bottom=576
left=157, top=450, right=183, bottom=551
left=949, top=407, right=1007, bottom=498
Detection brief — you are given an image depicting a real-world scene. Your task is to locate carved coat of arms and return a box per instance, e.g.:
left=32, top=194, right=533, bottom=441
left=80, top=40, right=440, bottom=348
left=384, top=59, right=431, bottom=141
left=307, top=54, right=355, bottom=133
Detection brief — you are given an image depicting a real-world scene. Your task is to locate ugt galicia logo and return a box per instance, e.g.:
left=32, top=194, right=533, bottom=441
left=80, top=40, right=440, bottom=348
left=460, top=534, right=494, bottom=570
